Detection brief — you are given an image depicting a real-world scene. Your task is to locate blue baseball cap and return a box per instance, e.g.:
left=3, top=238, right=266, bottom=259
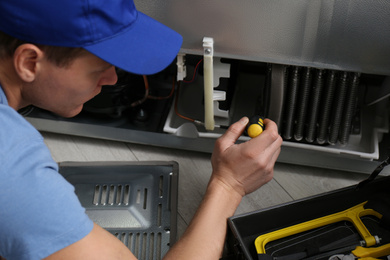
left=0, top=0, right=183, bottom=75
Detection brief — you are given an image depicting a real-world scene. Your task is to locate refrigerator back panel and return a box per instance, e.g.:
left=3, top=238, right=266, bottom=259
left=135, top=0, right=390, bottom=76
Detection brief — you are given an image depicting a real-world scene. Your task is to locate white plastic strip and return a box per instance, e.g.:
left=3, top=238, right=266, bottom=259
left=203, top=37, right=215, bottom=130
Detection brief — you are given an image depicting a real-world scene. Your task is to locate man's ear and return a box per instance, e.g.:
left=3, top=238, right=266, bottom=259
left=13, top=44, right=44, bottom=82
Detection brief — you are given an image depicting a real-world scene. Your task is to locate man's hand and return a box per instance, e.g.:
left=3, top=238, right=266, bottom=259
left=211, top=117, right=282, bottom=197
left=164, top=117, right=282, bottom=260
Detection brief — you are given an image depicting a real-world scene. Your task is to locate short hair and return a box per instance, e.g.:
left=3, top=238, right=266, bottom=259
left=0, top=30, right=87, bottom=67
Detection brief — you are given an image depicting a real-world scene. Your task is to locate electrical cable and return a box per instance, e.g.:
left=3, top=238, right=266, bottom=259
left=182, top=59, right=203, bottom=83
left=174, top=59, right=204, bottom=122
left=147, top=76, right=176, bottom=100
left=175, top=76, right=229, bottom=129
left=174, top=80, right=195, bottom=122
left=128, top=58, right=228, bottom=129
left=130, top=75, right=149, bottom=107
left=131, top=75, right=176, bottom=107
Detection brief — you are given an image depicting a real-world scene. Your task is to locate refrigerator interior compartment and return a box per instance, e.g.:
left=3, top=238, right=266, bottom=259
left=22, top=55, right=390, bottom=173
left=163, top=57, right=232, bottom=138
left=58, top=161, right=179, bottom=260
left=163, top=57, right=269, bottom=139
left=163, top=59, right=389, bottom=161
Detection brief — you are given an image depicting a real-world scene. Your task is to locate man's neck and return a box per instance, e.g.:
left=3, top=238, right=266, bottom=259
left=0, top=60, right=29, bottom=110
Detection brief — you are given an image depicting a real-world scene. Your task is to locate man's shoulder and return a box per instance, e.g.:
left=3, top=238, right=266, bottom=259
left=0, top=104, right=46, bottom=171
left=0, top=104, right=43, bottom=145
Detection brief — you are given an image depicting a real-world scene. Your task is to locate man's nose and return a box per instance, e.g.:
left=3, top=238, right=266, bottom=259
left=101, top=66, right=118, bottom=86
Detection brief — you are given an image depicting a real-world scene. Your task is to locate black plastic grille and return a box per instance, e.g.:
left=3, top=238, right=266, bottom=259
left=59, top=161, right=178, bottom=260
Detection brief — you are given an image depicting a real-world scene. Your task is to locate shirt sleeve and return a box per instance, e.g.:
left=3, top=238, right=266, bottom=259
left=0, top=107, right=94, bottom=260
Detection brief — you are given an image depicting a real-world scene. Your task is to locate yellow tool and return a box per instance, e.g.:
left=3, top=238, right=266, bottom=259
left=353, top=243, right=390, bottom=258
left=330, top=255, right=380, bottom=260
left=246, top=115, right=265, bottom=138
left=330, top=244, right=390, bottom=259
left=255, top=201, right=383, bottom=255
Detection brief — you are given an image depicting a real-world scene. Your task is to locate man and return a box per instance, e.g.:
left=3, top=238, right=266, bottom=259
left=0, top=0, right=282, bottom=259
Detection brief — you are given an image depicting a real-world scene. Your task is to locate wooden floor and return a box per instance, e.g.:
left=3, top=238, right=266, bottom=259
left=42, top=132, right=372, bottom=240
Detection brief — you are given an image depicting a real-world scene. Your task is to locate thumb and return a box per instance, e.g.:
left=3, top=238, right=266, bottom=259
left=217, top=117, right=249, bottom=150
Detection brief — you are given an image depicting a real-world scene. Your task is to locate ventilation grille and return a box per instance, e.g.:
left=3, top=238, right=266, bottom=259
left=279, top=66, right=360, bottom=146
left=58, top=161, right=178, bottom=260
left=93, top=184, right=131, bottom=206
left=113, top=232, right=164, bottom=260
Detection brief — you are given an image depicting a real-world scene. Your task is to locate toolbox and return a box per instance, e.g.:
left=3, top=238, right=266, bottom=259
left=225, top=174, right=390, bottom=260
left=58, top=161, right=178, bottom=260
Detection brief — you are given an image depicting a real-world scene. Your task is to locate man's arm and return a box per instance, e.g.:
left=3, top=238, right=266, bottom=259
left=163, top=117, right=282, bottom=259
left=44, top=223, right=137, bottom=260
left=43, top=117, right=281, bottom=260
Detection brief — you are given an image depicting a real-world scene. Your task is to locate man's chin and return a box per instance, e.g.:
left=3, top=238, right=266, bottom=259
left=55, top=106, right=83, bottom=118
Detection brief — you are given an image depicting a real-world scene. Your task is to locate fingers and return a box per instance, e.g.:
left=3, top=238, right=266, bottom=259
left=211, top=117, right=283, bottom=196
left=214, top=117, right=282, bottom=163
left=243, top=118, right=282, bottom=171
left=216, top=117, right=249, bottom=151
left=249, top=118, right=282, bottom=146
left=263, top=118, right=278, bottom=132
left=217, top=117, right=281, bottom=150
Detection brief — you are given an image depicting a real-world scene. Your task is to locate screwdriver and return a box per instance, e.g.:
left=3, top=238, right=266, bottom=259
left=246, top=115, right=265, bottom=138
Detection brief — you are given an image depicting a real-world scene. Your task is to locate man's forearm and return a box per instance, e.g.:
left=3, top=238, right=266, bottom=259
left=164, top=177, right=242, bottom=259
left=163, top=117, right=281, bottom=259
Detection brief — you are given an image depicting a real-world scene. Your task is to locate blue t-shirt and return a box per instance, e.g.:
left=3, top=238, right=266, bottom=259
left=0, top=86, right=94, bottom=260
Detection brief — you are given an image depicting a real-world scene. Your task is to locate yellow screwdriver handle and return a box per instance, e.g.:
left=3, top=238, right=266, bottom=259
left=255, top=201, right=383, bottom=254
left=246, top=116, right=265, bottom=138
